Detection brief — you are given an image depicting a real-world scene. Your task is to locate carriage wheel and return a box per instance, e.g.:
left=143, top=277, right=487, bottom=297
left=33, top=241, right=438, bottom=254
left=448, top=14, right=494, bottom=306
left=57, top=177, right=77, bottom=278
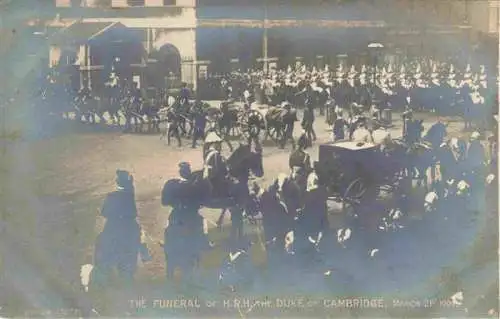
left=343, top=178, right=367, bottom=204
left=240, top=110, right=265, bottom=141
left=210, top=109, right=227, bottom=137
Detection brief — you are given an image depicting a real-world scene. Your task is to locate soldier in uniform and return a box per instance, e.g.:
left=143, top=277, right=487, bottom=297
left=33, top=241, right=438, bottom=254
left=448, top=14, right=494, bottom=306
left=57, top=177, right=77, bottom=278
left=203, top=132, right=228, bottom=197
left=191, top=104, right=207, bottom=148
left=166, top=108, right=182, bottom=147
left=279, top=102, right=297, bottom=149
left=302, top=102, right=316, bottom=146
left=402, top=107, right=413, bottom=140
left=332, top=109, right=348, bottom=142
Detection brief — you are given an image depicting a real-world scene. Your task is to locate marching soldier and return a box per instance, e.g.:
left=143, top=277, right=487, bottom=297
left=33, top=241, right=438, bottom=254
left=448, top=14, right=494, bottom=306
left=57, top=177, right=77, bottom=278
left=279, top=102, right=297, bottom=149
left=203, top=132, right=228, bottom=197
left=302, top=101, right=316, bottom=146
left=166, top=109, right=182, bottom=147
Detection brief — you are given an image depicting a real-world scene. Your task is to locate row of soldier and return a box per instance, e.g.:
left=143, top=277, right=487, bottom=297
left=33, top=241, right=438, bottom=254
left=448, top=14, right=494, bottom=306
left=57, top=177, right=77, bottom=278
left=216, top=59, right=495, bottom=125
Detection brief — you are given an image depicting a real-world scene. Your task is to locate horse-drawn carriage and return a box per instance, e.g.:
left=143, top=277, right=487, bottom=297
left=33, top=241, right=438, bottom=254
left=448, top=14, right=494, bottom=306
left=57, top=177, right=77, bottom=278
left=192, top=101, right=298, bottom=142
left=314, top=141, right=402, bottom=206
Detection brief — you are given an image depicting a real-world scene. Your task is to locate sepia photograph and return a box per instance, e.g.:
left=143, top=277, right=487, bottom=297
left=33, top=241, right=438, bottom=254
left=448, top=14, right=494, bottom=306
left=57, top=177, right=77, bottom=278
left=0, top=0, right=498, bottom=317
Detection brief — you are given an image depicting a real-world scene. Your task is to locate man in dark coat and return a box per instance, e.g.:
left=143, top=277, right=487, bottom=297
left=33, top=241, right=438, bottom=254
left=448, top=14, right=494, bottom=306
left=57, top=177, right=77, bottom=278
left=466, top=132, right=486, bottom=177
left=302, top=104, right=316, bottom=145
left=191, top=106, right=207, bottom=148
left=424, top=117, right=447, bottom=149
left=279, top=103, right=298, bottom=149
left=94, top=170, right=149, bottom=287
left=332, top=109, right=348, bottom=141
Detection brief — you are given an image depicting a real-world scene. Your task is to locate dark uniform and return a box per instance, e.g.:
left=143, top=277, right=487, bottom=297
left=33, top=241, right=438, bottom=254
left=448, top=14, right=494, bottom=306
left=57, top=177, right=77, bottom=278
left=424, top=120, right=447, bottom=149
left=280, top=106, right=298, bottom=149
left=402, top=109, right=413, bottom=140
left=191, top=109, right=207, bottom=148
left=289, top=147, right=311, bottom=175
left=166, top=110, right=182, bottom=147
left=333, top=117, right=348, bottom=141
left=302, top=104, right=316, bottom=145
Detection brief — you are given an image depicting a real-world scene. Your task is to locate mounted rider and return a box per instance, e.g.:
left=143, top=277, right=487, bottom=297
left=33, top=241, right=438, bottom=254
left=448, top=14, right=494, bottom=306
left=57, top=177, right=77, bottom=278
left=161, top=162, right=196, bottom=211
left=203, top=132, right=228, bottom=197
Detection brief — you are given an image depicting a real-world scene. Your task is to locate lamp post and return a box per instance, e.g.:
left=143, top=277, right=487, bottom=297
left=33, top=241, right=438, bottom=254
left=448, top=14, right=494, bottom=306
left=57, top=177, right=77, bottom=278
left=263, top=0, right=269, bottom=74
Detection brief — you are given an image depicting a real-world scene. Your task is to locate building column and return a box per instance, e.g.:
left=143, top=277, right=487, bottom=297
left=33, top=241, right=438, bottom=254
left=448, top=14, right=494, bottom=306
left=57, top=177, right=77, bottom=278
left=86, top=44, right=92, bottom=89
left=262, top=27, right=268, bottom=73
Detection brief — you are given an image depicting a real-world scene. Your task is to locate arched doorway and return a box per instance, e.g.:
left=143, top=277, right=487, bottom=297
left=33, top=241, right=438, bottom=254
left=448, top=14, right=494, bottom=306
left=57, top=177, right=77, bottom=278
left=90, top=37, right=146, bottom=92
left=148, top=44, right=182, bottom=91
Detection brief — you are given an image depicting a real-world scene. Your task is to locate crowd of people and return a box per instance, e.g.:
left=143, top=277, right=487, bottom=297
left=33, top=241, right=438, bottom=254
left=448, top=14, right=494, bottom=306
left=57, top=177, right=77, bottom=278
left=26, top=55, right=498, bottom=315
left=88, top=102, right=497, bottom=315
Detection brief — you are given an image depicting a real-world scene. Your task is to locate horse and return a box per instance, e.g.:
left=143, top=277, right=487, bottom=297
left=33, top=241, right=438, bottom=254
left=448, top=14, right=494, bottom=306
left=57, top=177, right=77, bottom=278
left=162, top=205, right=211, bottom=281
left=122, top=96, right=144, bottom=133
left=217, top=101, right=240, bottom=138
left=138, top=98, right=161, bottom=133
left=190, top=142, right=264, bottom=209
left=102, top=85, right=123, bottom=126
left=387, top=139, right=438, bottom=191
left=169, top=98, right=196, bottom=136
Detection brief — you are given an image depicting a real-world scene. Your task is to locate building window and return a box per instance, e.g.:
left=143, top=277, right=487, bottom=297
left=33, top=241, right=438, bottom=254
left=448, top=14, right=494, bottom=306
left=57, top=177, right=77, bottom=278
left=163, top=0, right=175, bottom=5
left=127, top=0, right=145, bottom=6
